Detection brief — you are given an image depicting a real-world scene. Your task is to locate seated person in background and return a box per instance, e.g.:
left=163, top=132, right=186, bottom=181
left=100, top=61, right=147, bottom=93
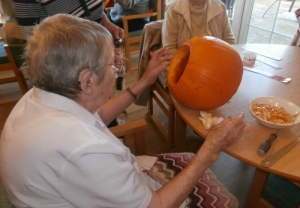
left=107, top=0, right=150, bottom=32
left=0, top=14, right=245, bottom=207
left=162, top=0, right=236, bottom=55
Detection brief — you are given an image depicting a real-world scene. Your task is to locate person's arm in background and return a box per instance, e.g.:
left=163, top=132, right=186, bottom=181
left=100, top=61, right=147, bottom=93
left=221, top=8, right=235, bottom=44
left=162, top=5, right=179, bottom=55
left=101, top=11, right=124, bottom=40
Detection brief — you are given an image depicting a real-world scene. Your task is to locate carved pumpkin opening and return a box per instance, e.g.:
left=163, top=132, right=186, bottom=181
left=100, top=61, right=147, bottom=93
left=169, top=45, right=190, bottom=84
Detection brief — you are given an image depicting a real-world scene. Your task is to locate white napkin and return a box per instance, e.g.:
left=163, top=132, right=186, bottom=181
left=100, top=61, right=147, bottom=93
left=136, top=156, right=157, bottom=170
left=198, top=111, right=224, bottom=130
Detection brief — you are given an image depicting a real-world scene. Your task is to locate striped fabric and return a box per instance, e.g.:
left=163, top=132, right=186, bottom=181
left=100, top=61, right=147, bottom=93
left=144, top=153, right=239, bottom=208
left=12, top=0, right=104, bottom=40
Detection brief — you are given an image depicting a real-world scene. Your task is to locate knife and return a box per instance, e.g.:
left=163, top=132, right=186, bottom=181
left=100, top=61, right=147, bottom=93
left=261, top=137, right=300, bottom=168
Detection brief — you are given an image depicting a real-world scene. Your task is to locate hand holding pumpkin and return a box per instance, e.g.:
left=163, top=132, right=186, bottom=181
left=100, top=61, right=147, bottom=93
left=139, top=47, right=173, bottom=86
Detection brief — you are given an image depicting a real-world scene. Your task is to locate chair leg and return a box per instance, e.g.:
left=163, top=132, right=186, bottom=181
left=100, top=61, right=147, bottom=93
left=262, top=0, right=278, bottom=17
left=289, top=0, right=296, bottom=12
left=174, top=111, right=187, bottom=152
left=148, top=92, right=154, bottom=116
left=122, top=20, right=132, bottom=72
left=168, top=103, right=175, bottom=146
left=134, top=130, right=146, bottom=155
left=124, top=42, right=132, bottom=71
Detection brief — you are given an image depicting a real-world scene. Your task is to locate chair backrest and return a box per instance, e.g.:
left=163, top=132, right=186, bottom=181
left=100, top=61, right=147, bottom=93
left=0, top=43, right=29, bottom=94
left=149, top=0, right=156, bottom=11
left=221, top=0, right=235, bottom=18
left=149, top=0, right=162, bottom=21
left=121, top=0, right=163, bottom=71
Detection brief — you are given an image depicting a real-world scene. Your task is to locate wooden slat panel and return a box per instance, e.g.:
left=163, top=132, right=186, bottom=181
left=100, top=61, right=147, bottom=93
left=149, top=114, right=168, bottom=140
left=153, top=81, right=171, bottom=105
left=153, top=93, right=169, bottom=116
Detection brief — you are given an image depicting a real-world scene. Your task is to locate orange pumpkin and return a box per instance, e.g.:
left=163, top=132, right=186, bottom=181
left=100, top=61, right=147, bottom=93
left=167, top=36, right=243, bottom=110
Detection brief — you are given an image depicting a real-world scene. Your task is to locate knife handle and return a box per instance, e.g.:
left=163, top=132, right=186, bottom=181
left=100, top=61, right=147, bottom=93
left=261, top=137, right=300, bottom=168
left=257, top=133, right=277, bottom=156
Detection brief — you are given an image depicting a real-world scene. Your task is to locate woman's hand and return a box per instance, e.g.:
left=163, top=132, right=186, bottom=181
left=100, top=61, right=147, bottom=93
left=101, top=13, right=124, bottom=40
left=201, top=113, right=246, bottom=160
left=139, top=47, right=173, bottom=86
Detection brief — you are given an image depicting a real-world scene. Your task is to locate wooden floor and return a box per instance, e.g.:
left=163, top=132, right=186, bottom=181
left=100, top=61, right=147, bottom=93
left=0, top=52, right=255, bottom=208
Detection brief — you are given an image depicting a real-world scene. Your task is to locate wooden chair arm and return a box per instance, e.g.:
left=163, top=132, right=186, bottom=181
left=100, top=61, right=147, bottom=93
left=121, top=12, right=158, bottom=21
left=109, top=119, right=148, bottom=155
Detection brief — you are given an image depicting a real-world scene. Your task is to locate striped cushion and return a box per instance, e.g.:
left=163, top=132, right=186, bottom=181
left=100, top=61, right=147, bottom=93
left=144, top=153, right=239, bottom=208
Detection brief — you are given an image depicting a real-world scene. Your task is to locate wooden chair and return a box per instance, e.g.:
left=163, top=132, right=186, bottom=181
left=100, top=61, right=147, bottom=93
left=0, top=43, right=29, bottom=94
left=109, top=119, right=147, bottom=155
left=262, top=0, right=296, bottom=17
left=221, top=0, right=236, bottom=18
left=0, top=19, right=29, bottom=94
left=148, top=80, right=175, bottom=146
left=121, top=0, right=162, bottom=71
left=135, top=20, right=175, bottom=146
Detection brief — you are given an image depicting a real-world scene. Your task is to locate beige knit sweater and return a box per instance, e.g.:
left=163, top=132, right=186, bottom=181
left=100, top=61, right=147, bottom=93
left=162, top=0, right=235, bottom=55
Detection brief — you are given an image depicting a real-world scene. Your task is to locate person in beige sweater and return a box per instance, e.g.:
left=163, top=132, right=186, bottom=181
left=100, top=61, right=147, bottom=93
left=162, top=0, right=235, bottom=55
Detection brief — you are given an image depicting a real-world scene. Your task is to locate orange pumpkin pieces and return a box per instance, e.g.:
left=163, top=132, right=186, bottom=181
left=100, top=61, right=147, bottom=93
left=167, top=36, right=243, bottom=110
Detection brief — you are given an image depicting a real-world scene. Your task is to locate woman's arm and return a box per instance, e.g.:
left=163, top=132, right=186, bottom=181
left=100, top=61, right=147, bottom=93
left=221, top=10, right=236, bottom=44
left=98, top=47, right=172, bottom=125
left=148, top=113, right=245, bottom=207
left=162, top=6, right=179, bottom=55
left=101, top=12, right=124, bottom=40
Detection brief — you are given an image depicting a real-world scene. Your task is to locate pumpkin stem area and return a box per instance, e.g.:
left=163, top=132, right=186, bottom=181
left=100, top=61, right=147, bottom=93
left=172, top=45, right=190, bottom=84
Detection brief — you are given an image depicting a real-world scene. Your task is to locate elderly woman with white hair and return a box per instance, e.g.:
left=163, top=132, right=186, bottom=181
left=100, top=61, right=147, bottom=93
left=0, top=14, right=245, bottom=208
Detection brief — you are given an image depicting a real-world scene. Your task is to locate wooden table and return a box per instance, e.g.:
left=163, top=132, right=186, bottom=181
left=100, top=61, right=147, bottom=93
left=172, top=44, right=300, bottom=207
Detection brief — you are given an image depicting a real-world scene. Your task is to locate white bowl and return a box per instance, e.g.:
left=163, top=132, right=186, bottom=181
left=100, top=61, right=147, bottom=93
left=249, top=96, right=300, bottom=129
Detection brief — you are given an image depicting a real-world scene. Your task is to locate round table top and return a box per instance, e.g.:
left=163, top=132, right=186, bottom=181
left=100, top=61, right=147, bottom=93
left=172, top=44, right=300, bottom=182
